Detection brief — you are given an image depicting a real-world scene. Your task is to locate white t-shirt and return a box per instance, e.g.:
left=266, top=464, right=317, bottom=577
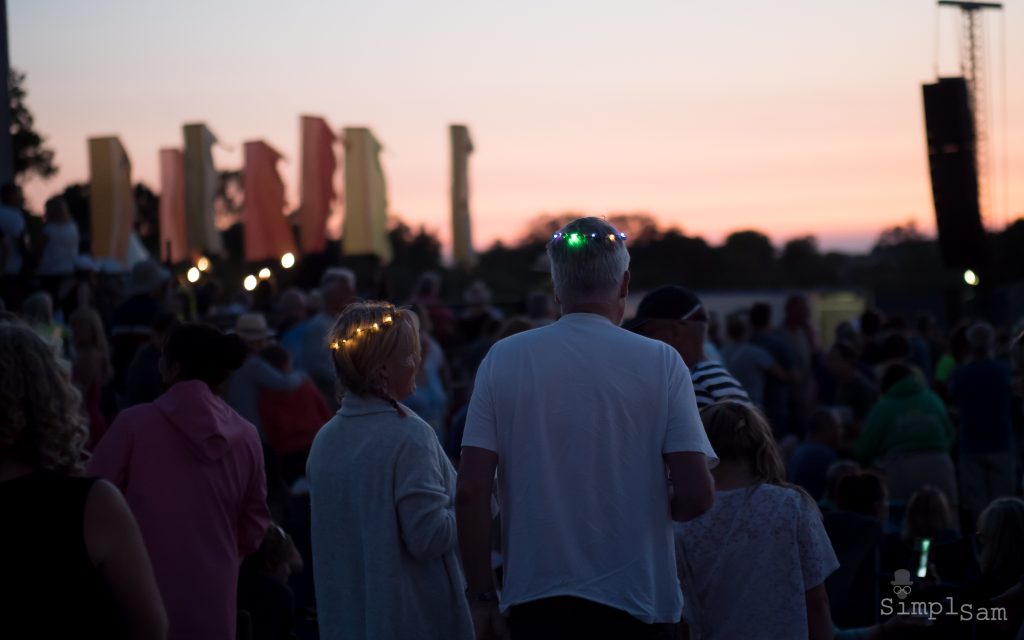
left=462, top=312, right=717, bottom=624
left=674, top=484, right=839, bottom=639
left=36, top=221, right=80, bottom=276
left=0, top=205, right=25, bottom=274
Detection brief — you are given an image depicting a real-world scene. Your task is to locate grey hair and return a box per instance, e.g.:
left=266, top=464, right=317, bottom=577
left=321, top=267, right=356, bottom=292
left=547, top=217, right=630, bottom=305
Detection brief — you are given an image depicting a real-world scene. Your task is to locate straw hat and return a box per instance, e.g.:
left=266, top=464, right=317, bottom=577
left=234, top=313, right=275, bottom=342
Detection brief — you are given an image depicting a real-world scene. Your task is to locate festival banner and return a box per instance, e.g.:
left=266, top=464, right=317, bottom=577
left=242, top=140, right=295, bottom=262
left=183, top=123, right=223, bottom=256
left=299, top=115, right=336, bottom=254
left=341, top=127, right=392, bottom=262
left=450, top=124, right=476, bottom=269
left=158, top=148, right=188, bottom=264
left=88, top=136, right=135, bottom=265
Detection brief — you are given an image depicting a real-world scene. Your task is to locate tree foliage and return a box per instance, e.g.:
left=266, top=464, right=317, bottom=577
left=9, top=68, right=57, bottom=181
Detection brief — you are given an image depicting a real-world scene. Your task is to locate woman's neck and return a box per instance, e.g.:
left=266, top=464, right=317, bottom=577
left=711, top=459, right=760, bottom=491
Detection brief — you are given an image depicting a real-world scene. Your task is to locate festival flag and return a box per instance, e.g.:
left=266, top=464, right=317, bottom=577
left=158, top=148, right=188, bottom=264
left=183, top=123, right=223, bottom=256
left=341, top=127, right=392, bottom=262
left=88, top=136, right=135, bottom=264
left=242, top=140, right=295, bottom=262
left=299, top=115, right=336, bottom=254
left=450, top=124, right=476, bottom=268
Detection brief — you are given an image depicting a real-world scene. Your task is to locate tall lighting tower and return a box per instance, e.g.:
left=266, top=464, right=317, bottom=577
left=938, top=1, right=1002, bottom=223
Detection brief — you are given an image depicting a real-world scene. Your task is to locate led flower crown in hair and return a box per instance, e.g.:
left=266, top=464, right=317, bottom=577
left=551, top=231, right=627, bottom=249
left=330, top=310, right=399, bottom=350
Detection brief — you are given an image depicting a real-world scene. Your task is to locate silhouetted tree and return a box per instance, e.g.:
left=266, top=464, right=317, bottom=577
left=9, top=68, right=57, bottom=182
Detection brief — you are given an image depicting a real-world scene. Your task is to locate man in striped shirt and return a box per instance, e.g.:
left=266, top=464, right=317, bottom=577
left=624, top=285, right=750, bottom=408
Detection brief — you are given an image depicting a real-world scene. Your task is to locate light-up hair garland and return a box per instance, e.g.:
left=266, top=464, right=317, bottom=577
left=551, top=230, right=627, bottom=249
left=330, top=310, right=399, bottom=351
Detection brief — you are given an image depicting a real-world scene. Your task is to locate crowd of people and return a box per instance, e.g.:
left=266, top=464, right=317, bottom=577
left=1, top=204, right=1023, bottom=639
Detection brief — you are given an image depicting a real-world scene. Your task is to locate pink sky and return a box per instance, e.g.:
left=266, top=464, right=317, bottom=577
left=10, top=0, right=1023, bottom=255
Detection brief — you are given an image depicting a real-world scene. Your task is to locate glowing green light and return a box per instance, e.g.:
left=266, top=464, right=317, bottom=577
left=566, top=233, right=584, bottom=248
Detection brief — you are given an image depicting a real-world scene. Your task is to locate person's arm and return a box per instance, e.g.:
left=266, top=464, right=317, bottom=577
left=663, top=346, right=718, bottom=522
left=456, top=446, right=508, bottom=640
left=797, top=495, right=840, bottom=640
left=238, top=438, right=271, bottom=557
left=455, top=351, right=509, bottom=640
left=84, top=480, right=168, bottom=640
left=395, top=435, right=457, bottom=560
left=805, top=584, right=833, bottom=640
left=664, top=452, right=714, bottom=522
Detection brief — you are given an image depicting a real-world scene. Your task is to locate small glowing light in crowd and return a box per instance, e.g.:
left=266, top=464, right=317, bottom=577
left=382, top=315, right=393, bottom=324
left=258, top=268, right=272, bottom=280
left=196, top=256, right=210, bottom=272
left=243, top=275, right=258, bottom=291
left=330, top=341, right=340, bottom=350
left=963, top=269, right=979, bottom=286
left=566, top=233, right=584, bottom=248
left=281, top=252, right=296, bottom=269
left=607, top=233, right=617, bottom=241
left=186, top=267, right=200, bottom=283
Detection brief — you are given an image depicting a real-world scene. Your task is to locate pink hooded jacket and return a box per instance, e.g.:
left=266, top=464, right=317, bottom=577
left=89, top=380, right=270, bottom=640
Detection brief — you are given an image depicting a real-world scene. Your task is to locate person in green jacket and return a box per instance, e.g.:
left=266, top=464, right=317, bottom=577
left=854, top=363, right=958, bottom=512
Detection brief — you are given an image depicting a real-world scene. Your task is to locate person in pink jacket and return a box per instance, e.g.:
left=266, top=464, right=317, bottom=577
left=89, top=322, right=271, bottom=640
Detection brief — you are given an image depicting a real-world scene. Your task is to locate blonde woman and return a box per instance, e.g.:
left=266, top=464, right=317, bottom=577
left=306, top=301, right=472, bottom=640
left=0, top=322, right=166, bottom=639
left=675, top=402, right=838, bottom=640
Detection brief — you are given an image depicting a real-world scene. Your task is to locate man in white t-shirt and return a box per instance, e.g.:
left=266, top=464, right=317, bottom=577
left=457, top=217, right=717, bottom=640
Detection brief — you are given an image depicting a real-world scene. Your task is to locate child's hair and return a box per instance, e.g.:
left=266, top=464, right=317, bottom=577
left=259, top=343, right=292, bottom=373
left=976, top=497, right=1024, bottom=583
left=69, top=307, right=109, bottom=352
left=700, top=401, right=786, bottom=484
left=902, top=485, right=952, bottom=540
left=327, top=301, right=419, bottom=416
left=163, top=323, right=248, bottom=389
left=699, top=401, right=814, bottom=504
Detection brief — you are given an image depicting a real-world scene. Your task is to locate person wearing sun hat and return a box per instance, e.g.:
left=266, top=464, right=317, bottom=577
left=225, top=312, right=306, bottom=440
left=625, top=285, right=751, bottom=409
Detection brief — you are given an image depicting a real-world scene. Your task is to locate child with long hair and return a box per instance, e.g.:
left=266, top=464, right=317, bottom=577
left=675, top=401, right=838, bottom=640
left=68, top=307, right=113, bottom=448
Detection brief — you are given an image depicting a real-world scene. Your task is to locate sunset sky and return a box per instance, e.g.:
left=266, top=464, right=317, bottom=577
left=8, top=0, right=1023, bottom=254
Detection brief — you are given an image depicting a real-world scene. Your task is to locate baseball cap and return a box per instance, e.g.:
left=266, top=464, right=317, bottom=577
left=623, top=285, right=706, bottom=332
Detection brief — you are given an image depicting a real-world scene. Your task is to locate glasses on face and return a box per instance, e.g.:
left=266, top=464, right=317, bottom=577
left=893, top=585, right=912, bottom=597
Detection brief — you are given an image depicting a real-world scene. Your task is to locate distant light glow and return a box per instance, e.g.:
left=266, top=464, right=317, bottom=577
left=196, top=256, right=210, bottom=272
left=281, top=252, right=295, bottom=269
left=258, top=268, right=272, bottom=280
left=566, top=233, right=584, bottom=248
left=243, top=275, right=258, bottom=291
left=963, top=269, right=979, bottom=286
left=186, top=267, right=200, bottom=283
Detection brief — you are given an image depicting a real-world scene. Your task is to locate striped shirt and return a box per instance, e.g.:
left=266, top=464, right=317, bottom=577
left=691, top=360, right=750, bottom=408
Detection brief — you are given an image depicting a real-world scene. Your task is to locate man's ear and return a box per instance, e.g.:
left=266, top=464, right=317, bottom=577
left=619, top=271, right=631, bottom=299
